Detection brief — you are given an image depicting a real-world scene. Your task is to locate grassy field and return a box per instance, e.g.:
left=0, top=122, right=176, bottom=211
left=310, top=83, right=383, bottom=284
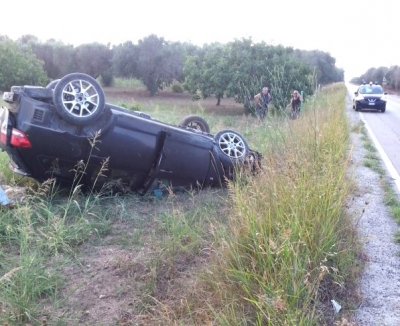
left=0, top=82, right=359, bottom=325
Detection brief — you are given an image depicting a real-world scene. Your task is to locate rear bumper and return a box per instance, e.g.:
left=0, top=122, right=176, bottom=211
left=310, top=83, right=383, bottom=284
left=8, top=158, right=32, bottom=176
left=1, top=106, right=33, bottom=177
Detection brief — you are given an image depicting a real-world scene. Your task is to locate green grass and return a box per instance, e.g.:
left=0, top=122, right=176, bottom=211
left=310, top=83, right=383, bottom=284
left=0, top=193, right=112, bottom=324
left=0, top=135, right=112, bottom=324
left=0, top=82, right=361, bottom=325
left=1, top=96, right=31, bottom=184
left=0, top=151, right=16, bottom=183
left=113, top=77, right=146, bottom=89
left=196, top=83, right=357, bottom=325
left=358, top=123, right=400, bottom=206
left=355, top=118, right=400, bottom=253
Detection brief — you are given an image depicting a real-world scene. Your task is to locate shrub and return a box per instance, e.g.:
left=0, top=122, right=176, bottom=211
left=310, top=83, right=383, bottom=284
left=171, top=82, right=184, bottom=93
left=119, top=102, right=141, bottom=111
left=100, top=69, right=114, bottom=87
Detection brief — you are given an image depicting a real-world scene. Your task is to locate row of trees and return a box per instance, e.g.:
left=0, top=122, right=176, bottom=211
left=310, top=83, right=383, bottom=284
left=350, top=66, right=400, bottom=91
left=0, top=34, right=344, bottom=110
left=183, top=40, right=318, bottom=110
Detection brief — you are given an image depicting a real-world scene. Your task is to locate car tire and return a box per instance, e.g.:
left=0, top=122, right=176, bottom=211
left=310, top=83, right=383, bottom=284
left=381, top=106, right=386, bottom=113
left=53, top=73, right=105, bottom=125
left=214, top=129, right=249, bottom=164
left=46, top=79, right=60, bottom=90
left=178, top=115, right=210, bottom=133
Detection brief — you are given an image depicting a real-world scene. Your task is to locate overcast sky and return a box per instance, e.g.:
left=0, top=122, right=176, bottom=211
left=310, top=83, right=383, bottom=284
left=2, top=0, right=399, bottom=80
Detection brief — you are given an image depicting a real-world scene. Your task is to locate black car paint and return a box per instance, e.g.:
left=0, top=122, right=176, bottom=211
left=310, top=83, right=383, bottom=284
left=0, top=76, right=260, bottom=194
left=353, top=84, right=387, bottom=112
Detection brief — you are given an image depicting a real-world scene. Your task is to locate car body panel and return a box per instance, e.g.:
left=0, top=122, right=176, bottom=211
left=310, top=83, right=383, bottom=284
left=0, top=75, right=261, bottom=193
left=353, top=83, right=387, bottom=112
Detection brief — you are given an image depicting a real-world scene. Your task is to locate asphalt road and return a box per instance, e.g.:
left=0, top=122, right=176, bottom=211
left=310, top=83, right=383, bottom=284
left=346, top=83, right=400, bottom=192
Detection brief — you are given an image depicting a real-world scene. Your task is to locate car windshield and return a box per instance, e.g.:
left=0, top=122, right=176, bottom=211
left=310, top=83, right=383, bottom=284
left=359, top=85, right=384, bottom=95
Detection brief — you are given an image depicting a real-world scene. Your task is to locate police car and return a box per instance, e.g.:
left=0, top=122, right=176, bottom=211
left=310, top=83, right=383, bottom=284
left=352, top=81, right=387, bottom=113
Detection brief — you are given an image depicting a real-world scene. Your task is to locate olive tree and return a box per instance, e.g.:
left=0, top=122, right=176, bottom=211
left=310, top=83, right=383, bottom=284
left=386, top=66, right=400, bottom=91
left=134, top=35, right=187, bottom=95
left=73, top=43, right=113, bottom=79
left=293, top=49, right=344, bottom=85
left=183, top=38, right=315, bottom=111
left=225, top=39, right=314, bottom=111
left=183, top=43, right=230, bottom=105
left=16, top=35, right=75, bottom=80
left=112, top=41, right=139, bottom=78
left=0, top=39, right=47, bottom=90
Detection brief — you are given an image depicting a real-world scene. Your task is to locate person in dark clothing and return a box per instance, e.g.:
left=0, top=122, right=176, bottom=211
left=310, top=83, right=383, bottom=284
left=254, top=87, right=271, bottom=121
left=289, top=90, right=303, bottom=119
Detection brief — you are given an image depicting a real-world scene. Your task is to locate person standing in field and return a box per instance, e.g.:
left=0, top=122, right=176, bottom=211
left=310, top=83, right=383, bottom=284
left=254, top=86, right=271, bottom=121
left=289, top=89, right=303, bottom=119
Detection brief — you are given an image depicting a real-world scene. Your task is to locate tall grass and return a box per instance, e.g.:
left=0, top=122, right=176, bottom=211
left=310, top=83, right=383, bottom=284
left=0, top=82, right=359, bottom=325
left=205, top=83, right=357, bottom=325
left=0, top=134, right=112, bottom=324
left=139, top=83, right=358, bottom=325
left=0, top=151, right=16, bottom=183
left=112, top=77, right=145, bottom=89
left=123, top=83, right=358, bottom=325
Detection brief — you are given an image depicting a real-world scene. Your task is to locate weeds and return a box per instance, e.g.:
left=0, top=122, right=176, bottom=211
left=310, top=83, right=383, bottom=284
left=0, top=82, right=363, bottom=325
left=0, top=131, right=112, bottom=324
left=201, top=84, right=356, bottom=325
left=115, top=83, right=359, bottom=325
left=356, top=122, right=400, bottom=243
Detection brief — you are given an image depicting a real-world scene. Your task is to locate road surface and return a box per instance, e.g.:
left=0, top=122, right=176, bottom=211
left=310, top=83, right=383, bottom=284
left=346, top=83, right=400, bottom=191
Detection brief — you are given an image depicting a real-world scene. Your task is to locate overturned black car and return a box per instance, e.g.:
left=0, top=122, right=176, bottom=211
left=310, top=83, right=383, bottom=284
left=0, top=73, right=261, bottom=194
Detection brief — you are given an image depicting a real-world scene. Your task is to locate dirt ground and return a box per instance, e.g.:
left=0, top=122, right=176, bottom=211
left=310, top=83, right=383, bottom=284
left=104, top=87, right=247, bottom=116
left=5, top=86, right=378, bottom=325
left=39, top=89, right=235, bottom=325
left=0, top=87, right=238, bottom=325
left=49, top=86, right=400, bottom=325
left=42, top=189, right=228, bottom=326
left=4, top=83, right=398, bottom=325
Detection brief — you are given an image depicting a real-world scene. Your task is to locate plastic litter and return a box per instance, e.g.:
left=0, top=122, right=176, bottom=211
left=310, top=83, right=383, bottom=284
left=331, top=299, right=342, bottom=313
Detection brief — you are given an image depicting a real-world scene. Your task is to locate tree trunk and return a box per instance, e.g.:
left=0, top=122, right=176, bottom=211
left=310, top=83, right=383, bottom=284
left=216, top=95, right=221, bottom=106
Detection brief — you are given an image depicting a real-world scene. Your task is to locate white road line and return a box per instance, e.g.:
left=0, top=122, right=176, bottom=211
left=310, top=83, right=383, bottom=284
left=360, top=113, right=400, bottom=192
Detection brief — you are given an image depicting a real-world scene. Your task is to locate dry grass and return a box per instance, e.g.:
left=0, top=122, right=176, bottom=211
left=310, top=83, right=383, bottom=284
left=0, top=83, right=360, bottom=325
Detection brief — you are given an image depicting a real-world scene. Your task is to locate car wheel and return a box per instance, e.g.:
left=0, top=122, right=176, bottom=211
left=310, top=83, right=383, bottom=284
left=46, top=79, right=60, bottom=90
left=381, top=106, right=386, bottom=113
left=354, top=105, right=360, bottom=112
left=178, top=115, right=210, bottom=133
left=53, top=73, right=105, bottom=124
left=215, top=129, right=249, bottom=163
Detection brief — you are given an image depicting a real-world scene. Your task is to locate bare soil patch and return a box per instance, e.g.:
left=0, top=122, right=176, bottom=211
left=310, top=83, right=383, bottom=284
left=46, top=189, right=228, bottom=325
left=37, top=89, right=245, bottom=325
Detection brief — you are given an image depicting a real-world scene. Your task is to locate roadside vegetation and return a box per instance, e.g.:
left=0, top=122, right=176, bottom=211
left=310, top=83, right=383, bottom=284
left=352, top=122, right=400, bottom=242
left=0, top=34, right=343, bottom=110
left=0, top=81, right=361, bottom=325
left=349, top=65, right=400, bottom=94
